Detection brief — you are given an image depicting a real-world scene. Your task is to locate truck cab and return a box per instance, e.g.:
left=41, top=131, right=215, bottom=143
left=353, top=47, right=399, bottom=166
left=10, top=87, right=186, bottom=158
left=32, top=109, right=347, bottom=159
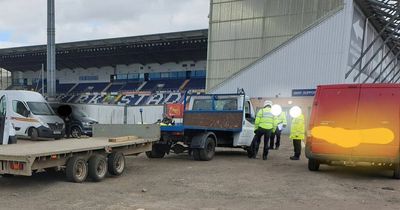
left=148, top=92, right=256, bottom=161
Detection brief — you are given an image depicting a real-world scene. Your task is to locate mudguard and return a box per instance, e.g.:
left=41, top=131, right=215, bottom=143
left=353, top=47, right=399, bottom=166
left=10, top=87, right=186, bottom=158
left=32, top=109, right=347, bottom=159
left=190, top=132, right=217, bottom=149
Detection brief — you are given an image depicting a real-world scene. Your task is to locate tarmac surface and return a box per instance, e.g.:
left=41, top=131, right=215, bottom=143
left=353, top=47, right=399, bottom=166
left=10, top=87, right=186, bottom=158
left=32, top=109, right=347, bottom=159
left=0, top=136, right=399, bottom=210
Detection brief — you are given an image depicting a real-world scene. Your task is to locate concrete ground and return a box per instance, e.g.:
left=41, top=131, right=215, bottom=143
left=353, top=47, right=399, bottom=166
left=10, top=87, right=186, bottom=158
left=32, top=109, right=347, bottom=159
left=0, top=136, right=398, bottom=210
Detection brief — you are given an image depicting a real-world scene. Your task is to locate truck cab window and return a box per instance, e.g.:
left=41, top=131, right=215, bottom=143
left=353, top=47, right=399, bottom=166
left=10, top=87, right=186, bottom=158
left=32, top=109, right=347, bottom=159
left=13, top=100, right=29, bottom=117
left=245, top=101, right=255, bottom=123
left=0, top=96, right=6, bottom=116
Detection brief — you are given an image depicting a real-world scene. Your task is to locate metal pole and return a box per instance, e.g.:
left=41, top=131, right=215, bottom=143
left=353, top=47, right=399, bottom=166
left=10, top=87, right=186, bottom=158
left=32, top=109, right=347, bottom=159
left=380, top=60, right=398, bottom=82
left=47, top=0, right=56, bottom=97
left=140, top=108, right=143, bottom=124
left=0, top=68, right=2, bottom=89
left=373, top=51, right=400, bottom=83
left=41, top=64, right=45, bottom=95
left=362, top=47, right=395, bottom=83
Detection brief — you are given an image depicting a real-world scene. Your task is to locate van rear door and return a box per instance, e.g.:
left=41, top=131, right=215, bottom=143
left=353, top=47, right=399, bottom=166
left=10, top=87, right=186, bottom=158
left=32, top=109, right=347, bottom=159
left=310, top=85, right=360, bottom=157
left=352, top=85, right=400, bottom=159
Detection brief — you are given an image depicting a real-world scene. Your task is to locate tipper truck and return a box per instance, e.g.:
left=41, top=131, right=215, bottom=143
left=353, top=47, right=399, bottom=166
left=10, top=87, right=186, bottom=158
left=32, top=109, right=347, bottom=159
left=306, top=84, right=400, bottom=179
left=147, top=91, right=256, bottom=161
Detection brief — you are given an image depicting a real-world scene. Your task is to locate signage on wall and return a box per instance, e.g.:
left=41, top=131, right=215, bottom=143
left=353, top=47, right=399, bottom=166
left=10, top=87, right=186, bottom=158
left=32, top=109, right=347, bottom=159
left=292, top=89, right=316, bottom=97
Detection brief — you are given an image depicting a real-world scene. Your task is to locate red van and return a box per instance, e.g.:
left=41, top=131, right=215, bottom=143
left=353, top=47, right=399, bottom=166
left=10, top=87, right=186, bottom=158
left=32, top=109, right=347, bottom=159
left=306, top=84, right=400, bottom=179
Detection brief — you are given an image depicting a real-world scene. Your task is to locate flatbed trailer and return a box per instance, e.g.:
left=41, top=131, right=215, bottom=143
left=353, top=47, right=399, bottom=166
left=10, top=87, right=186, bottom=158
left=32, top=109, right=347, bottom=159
left=0, top=125, right=159, bottom=183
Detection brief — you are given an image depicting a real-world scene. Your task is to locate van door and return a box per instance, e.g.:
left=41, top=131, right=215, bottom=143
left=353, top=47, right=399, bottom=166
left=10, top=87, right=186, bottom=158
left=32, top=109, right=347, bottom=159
left=353, top=87, right=400, bottom=159
left=234, top=100, right=254, bottom=147
left=310, top=86, right=360, bottom=157
left=0, top=95, right=8, bottom=145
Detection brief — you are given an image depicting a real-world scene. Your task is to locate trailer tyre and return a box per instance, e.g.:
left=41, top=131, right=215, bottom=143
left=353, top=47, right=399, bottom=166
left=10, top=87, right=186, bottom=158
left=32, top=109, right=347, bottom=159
left=108, top=152, right=125, bottom=176
left=308, top=158, right=320, bottom=171
left=66, top=156, right=88, bottom=183
left=394, top=163, right=400, bottom=179
left=198, top=137, right=216, bottom=161
left=88, top=155, right=108, bottom=182
left=29, top=128, right=39, bottom=141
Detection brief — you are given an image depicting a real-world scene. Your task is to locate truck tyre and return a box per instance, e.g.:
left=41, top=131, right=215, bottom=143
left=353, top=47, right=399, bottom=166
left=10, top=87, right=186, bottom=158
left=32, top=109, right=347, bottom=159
left=198, top=137, right=216, bottom=161
left=145, top=145, right=165, bottom=159
left=108, top=152, right=125, bottom=176
left=192, top=149, right=201, bottom=161
left=394, top=163, right=400, bottom=179
left=29, top=128, right=39, bottom=141
left=88, top=155, right=108, bottom=182
left=308, top=158, right=320, bottom=171
left=66, top=156, right=88, bottom=183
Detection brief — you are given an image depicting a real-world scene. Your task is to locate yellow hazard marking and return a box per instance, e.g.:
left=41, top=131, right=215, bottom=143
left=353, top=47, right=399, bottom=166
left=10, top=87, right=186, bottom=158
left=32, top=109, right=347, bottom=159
left=311, top=126, right=394, bottom=148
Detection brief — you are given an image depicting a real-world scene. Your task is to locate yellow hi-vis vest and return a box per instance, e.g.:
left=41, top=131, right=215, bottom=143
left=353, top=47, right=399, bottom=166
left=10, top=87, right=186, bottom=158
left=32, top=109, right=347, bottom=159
left=290, top=114, right=305, bottom=140
left=255, top=107, right=276, bottom=130
left=274, top=112, right=287, bottom=129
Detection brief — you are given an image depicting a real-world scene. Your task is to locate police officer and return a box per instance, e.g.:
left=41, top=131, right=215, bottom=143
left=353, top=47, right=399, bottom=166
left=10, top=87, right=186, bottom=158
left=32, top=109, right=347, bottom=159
left=290, top=112, right=305, bottom=160
left=269, top=111, right=287, bottom=150
left=251, top=100, right=276, bottom=160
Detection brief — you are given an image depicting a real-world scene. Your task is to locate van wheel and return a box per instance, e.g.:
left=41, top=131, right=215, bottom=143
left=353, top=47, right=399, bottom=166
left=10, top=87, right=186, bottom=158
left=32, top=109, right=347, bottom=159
left=66, top=156, right=88, bottom=183
left=198, top=137, right=216, bottom=161
left=308, top=158, right=320, bottom=171
left=29, top=128, right=39, bottom=141
left=71, top=127, right=82, bottom=138
left=108, top=152, right=125, bottom=176
left=394, top=163, right=400, bottom=179
left=88, top=155, right=108, bottom=182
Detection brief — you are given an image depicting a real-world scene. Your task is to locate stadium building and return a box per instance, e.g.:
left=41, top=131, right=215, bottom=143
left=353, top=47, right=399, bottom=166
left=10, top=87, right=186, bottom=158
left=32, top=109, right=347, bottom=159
left=0, top=30, right=208, bottom=106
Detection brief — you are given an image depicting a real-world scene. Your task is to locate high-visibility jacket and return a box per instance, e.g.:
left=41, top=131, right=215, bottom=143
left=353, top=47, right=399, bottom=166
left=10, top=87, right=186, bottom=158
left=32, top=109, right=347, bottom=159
left=274, top=112, right=287, bottom=130
left=290, top=114, right=305, bottom=140
left=255, top=107, right=276, bottom=131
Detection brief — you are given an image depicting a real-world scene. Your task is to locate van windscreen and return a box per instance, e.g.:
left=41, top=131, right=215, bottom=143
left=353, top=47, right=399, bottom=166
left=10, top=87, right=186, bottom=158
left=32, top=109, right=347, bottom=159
left=27, top=102, right=55, bottom=115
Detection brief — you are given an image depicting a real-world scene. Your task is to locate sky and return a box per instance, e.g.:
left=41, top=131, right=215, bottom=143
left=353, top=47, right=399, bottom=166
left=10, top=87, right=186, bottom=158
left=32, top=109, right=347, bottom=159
left=0, top=0, right=209, bottom=48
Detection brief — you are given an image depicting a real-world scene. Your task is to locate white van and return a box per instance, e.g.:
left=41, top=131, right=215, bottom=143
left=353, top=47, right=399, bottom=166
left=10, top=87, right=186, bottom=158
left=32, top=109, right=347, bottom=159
left=0, top=90, right=65, bottom=144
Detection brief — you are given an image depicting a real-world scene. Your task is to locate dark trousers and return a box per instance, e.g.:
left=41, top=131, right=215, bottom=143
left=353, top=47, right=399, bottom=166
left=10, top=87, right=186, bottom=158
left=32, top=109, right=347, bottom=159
left=269, top=129, right=282, bottom=148
left=251, top=128, right=272, bottom=158
left=293, top=140, right=301, bottom=158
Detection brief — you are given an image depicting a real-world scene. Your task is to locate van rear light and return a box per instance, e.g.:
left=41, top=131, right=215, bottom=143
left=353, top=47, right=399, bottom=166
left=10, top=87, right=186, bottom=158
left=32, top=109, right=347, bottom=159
left=10, top=162, right=24, bottom=170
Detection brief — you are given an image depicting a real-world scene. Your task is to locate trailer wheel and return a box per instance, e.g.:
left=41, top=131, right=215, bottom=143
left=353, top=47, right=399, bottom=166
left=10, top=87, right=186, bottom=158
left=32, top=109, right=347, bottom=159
left=308, top=158, right=320, bottom=171
left=88, top=155, right=108, bottom=182
left=145, top=145, right=165, bottom=159
left=66, top=156, right=88, bottom=183
left=394, top=163, right=400, bottom=179
left=29, top=128, right=39, bottom=141
left=198, top=137, right=216, bottom=161
left=108, top=152, right=125, bottom=176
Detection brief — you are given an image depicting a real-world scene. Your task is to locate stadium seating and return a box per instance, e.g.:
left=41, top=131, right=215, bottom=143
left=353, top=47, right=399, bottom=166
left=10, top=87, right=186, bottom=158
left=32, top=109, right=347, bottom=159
left=141, top=79, right=185, bottom=91
left=57, top=83, right=75, bottom=93
left=184, top=78, right=206, bottom=90
left=70, top=82, right=109, bottom=93
left=120, top=82, right=143, bottom=92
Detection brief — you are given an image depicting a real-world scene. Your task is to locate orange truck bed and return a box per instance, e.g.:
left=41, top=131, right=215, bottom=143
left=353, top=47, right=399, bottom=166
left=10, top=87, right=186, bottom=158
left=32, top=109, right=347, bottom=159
left=306, top=84, right=400, bottom=179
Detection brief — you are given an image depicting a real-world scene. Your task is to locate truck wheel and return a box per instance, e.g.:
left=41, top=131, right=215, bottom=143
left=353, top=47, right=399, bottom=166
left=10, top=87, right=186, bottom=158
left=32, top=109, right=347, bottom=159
left=192, top=149, right=201, bottom=160
left=66, top=156, right=88, bottom=183
left=108, top=152, right=125, bottom=176
left=308, top=158, right=320, bottom=171
left=71, top=126, right=82, bottom=138
left=29, top=128, right=39, bottom=141
left=394, top=163, right=400, bottom=179
left=88, top=155, right=108, bottom=182
left=145, top=146, right=165, bottom=159
left=198, top=137, right=216, bottom=161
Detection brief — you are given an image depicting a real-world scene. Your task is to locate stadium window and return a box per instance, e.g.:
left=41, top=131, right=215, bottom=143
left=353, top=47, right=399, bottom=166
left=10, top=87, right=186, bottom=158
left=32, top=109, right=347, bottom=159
left=169, top=72, right=178, bottom=79
left=139, top=73, right=145, bottom=81
left=161, top=72, right=169, bottom=79
left=116, top=74, right=128, bottom=80
left=182, top=64, right=188, bottom=67
left=190, top=64, right=196, bottom=67
left=177, top=71, right=186, bottom=78
left=128, top=73, right=139, bottom=80
left=79, top=76, right=99, bottom=81
left=194, top=70, right=206, bottom=78
left=149, top=72, right=161, bottom=80
left=140, top=66, right=144, bottom=70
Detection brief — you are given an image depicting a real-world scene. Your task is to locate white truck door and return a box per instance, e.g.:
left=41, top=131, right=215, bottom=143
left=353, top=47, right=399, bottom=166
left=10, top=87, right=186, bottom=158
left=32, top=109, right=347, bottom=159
left=233, top=99, right=255, bottom=147
left=0, top=95, right=9, bottom=145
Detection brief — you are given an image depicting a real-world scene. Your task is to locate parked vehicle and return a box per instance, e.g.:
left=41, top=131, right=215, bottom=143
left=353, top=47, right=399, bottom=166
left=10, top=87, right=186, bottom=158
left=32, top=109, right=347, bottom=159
left=147, top=91, right=256, bottom=161
left=51, top=104, right=98, bottom=138
left=0, top=90, right=65, bottom=141
left=306, top=84, right=400, bottom=179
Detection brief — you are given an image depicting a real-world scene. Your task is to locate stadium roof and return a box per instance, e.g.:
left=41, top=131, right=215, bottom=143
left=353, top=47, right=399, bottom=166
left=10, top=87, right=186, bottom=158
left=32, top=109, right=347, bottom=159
left=0, top=29, right=208, bottom=72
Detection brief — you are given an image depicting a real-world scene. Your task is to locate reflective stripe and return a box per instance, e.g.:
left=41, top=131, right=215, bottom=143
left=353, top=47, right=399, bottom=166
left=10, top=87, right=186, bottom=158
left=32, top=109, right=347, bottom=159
left=255, top=108, right=275, bottom=129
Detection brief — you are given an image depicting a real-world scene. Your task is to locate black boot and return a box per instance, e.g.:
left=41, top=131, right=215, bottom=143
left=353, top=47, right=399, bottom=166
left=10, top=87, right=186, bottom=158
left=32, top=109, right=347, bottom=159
left=290, top=156, right=300, bottom=160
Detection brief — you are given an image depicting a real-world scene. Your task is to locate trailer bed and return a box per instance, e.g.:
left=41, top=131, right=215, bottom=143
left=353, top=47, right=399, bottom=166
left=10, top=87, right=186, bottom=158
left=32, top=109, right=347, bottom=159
left=0, top=138, right=156, bottom=158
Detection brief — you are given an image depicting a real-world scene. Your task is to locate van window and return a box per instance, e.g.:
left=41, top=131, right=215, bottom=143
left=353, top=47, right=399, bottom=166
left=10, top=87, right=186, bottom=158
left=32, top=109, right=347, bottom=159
left=12, top=101, right=29, bottom=117
left=26, top=102, right=55, bottom=115
left=0, top=96, right=6, bottom=117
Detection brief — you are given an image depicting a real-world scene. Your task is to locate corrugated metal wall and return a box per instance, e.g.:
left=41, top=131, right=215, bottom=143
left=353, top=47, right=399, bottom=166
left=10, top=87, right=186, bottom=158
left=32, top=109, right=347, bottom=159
left=207, top=0, right=345, bottom=91
left=210, top=0, right=353, bottom=97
